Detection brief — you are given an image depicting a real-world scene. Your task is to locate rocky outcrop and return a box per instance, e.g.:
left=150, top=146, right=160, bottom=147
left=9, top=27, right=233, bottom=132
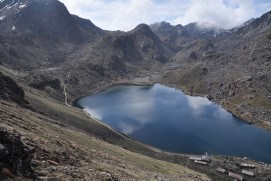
left=0, top=128, right=35, bottom=179
left=0, top=72, right=28, bottom=106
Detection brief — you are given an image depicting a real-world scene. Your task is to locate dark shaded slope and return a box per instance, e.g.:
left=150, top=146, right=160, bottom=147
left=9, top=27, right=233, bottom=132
left=15, top=0, right=83, bottom=42
left=0, top=72, right=27, bottom=106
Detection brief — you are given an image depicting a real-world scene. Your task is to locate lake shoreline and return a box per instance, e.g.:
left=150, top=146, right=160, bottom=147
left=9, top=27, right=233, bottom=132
left=74, top=83, right=271, bottom=164
left=72, top=79, right=155, bottom=105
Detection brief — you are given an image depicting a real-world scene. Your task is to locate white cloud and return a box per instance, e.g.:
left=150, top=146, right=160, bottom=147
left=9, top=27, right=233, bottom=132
left=174, top=0, right=255, bottom=29
left=59, top=0, right=188, bottom=31
left=59, top=0, right=271, bottom=31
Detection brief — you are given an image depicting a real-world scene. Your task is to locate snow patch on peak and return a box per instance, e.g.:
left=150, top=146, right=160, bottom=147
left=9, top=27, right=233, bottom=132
left=12, top=26, right=15, bottom=30
left=0, top=15, right=5, bottom=20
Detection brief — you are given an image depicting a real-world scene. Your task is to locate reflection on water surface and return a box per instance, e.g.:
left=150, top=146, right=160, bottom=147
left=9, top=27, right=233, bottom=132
left=74, top=84, right=271, bottom=163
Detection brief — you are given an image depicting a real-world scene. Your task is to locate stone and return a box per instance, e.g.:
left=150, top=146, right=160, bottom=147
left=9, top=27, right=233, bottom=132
left=228, top=90, right=235, bottom=97
left=247, top=76, right=252, bottom=81
left=47, top=160, right=59, bottom=166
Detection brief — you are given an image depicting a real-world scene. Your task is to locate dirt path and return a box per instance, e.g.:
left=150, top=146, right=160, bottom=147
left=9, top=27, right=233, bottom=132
left=63, top=47, right=92, bottom=106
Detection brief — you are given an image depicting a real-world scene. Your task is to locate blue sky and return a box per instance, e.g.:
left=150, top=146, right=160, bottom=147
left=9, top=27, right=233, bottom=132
left=59, top=0, right=271, bottom=31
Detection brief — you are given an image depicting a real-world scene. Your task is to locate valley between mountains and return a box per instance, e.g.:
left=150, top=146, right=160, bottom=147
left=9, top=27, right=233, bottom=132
left=0, top=0, right=271, bottom=180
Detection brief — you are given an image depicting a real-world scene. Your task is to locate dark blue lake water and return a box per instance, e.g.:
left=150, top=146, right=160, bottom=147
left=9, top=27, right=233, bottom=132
left=74, top=84, right=271, bottom=163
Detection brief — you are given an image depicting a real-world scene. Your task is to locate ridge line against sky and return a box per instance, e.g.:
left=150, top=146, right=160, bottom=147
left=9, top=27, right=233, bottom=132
left=59, top=0, right=271, bottom=31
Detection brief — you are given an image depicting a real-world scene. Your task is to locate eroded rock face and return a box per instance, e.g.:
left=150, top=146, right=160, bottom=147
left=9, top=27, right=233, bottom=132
left=0, top=128, right=35, bottom=179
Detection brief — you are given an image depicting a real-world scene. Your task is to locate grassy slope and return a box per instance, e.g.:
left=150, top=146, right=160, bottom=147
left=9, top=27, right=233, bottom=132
left=25, top=89, right=160, bottom=155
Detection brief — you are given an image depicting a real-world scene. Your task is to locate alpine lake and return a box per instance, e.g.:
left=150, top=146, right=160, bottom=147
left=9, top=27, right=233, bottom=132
left=73, top=84, right=271, bottom=163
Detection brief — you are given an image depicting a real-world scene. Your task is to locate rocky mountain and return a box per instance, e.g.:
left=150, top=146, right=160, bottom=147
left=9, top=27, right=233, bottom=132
left=150, top=21, right=228, bottom=49
left=157, top=10, right=271, bottom=131
left=99, top=23, right=171, bottom=68
left=0, top=0, right=104, bottom=71
left=0, top=0, right=103, bottom=41
left=0, top=0, right=271, bottom=179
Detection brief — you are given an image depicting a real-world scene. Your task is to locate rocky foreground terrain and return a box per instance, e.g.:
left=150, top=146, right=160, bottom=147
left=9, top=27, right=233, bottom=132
left=0, top=0, right=271, bottom=180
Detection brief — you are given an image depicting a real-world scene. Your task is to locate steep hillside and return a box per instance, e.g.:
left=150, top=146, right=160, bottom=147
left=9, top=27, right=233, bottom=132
left=0, top=0, right=102, bottom=70
left=0, top=0, right=103, bottom=41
